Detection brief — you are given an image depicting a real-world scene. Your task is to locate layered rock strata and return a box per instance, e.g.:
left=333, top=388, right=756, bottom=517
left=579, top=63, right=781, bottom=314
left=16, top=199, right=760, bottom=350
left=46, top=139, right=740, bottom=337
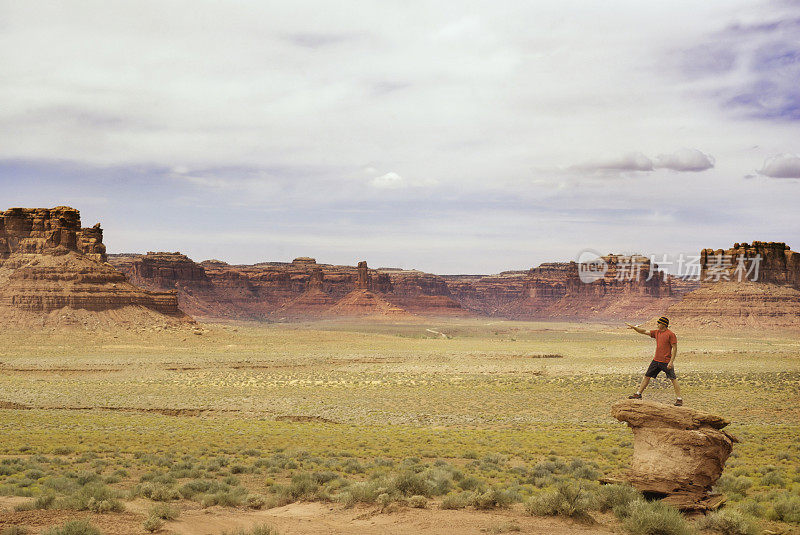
left=0, top=207, right=185, bottom=322
left=612, top=400, right=737, bottom=511
left=668, top=242, right=800, bottom=328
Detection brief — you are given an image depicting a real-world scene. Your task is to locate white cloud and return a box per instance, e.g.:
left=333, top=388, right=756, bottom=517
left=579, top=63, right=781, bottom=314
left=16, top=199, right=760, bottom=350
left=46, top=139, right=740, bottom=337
left=369, top=172, right=405, bottom=189
left=758, top=153, right=800, bottom=178
left=654, top=148, right=715, bottom=172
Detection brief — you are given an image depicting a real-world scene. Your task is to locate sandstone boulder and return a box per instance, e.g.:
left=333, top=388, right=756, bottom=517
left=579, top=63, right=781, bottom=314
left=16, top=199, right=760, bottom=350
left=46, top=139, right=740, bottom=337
left=612, top=400, right=737, bottom=511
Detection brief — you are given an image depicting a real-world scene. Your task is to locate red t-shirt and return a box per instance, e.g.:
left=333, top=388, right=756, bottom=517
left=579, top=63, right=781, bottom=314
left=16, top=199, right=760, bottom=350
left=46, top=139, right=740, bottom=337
left=649, top=328, right=677, bottom=363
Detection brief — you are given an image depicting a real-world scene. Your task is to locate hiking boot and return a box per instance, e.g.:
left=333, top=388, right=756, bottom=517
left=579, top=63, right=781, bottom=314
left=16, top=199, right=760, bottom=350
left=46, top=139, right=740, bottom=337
left=674, top=399, right=683, bottom=406
left=628, top=393, right=642, bottom=399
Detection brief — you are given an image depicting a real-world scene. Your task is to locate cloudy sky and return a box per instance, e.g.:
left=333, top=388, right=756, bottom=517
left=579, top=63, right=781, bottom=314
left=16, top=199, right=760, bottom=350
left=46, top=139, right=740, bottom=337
left=1, top=1, right=799, bottom=273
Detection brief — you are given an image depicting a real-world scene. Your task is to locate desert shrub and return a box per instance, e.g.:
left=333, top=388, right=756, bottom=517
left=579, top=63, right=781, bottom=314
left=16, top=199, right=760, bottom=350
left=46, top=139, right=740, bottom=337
left=425, top=468, right=453, bottom=496
left=0, top=483, right=33, bottom=497
left=697, top=509, right=758, bottom=535
left=389, top=471, right=432, bottom=497
left=142, top=516, right=163, bottom=533
left=440, top=491, right=473, bottom=510
left=42, top=520, right=101, bottom=535
left=220, top=525, right=278, bottom=535
left=286, top=472, right=320, bottom=499
left=149, top=503, right=179, bottom=520
left=58, top=483, right=124, bottom=512
left=15, top=493, right=55, bottom=511
left=75, top=471, right=100, bottom=486
left=735, top=499, right=764, bottom=519
left=568, top=458, right=601, bottom=480
left=42, top=476, right=78, bottom=494
left=458, top=476, right=484, bottom=492
left=229, top=464, right=251, bottom=474
left=312, top=471, right=339, bottom=485
left=408, top=495, right=427, bottom=508
left=760, top=470, right=785, bottom=487
left=715, top=475, right=753, bottom=495
left=178, top=479, right=227, bottom=499
left=471, top=487, right=518, bottom=510
left=525, top=482, right=593, bottom=521
left=622, top=499, right=691, bottom=535
left=595, top=483, right=640, bottom=512
left=767, top=494, right=800, bottom=523
left=339, top=481, right=382, bottom=507
left=200, top=487, right=248, bottom=507
left=2, top=527, right=28, bottom=535
left=246, top=493, right=267, bottom=509
left=341, top=458, right=364, bottom=474
left=263, top=486, right=293, bottom=509
left=25, top=469, right=45, bottom=480
left=136, top=482, right=181, bottom=501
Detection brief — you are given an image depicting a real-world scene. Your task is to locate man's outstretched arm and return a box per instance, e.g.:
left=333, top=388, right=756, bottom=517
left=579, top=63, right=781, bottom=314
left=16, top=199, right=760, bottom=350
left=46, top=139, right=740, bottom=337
left=625, top=322, right=650, bottom=335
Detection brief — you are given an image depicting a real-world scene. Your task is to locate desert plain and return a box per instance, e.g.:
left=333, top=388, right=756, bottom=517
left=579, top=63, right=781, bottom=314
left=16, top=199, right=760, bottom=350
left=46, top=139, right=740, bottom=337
left=1, top=318, right=798, bottom=534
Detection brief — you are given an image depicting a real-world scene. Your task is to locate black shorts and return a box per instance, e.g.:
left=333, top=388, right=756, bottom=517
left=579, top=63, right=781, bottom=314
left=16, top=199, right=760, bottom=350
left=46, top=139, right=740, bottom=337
left=645, top=360, right=676, bottom=379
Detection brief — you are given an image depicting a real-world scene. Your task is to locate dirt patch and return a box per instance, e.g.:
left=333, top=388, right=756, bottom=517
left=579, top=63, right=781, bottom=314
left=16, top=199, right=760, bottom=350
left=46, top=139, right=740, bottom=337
left=230, top=362, right=311, bottom=370
left=0, top=508, right=142, bottom=535
left=167, top=502, right=614, bottom=535
left=329, top=358, right=405, bottom=364
left=0, top=367, right=122, bottom=376
left=275, top=415, right=338, bottom=424
left=0, top=401, right=31, bottom=409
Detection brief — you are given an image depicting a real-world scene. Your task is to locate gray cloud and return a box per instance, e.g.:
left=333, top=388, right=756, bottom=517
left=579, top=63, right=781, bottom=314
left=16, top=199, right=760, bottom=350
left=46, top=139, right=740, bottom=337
left=572, top=149, right=715, bottom=174
left=572, top=152, right=654, bottom=173
left=654, top=148, right=715, bottom=172
left=1, top=2, right=798, bottom=272
left=758, top=153, right=800, bottom=178
left=675, top=7, right=800, bottom=122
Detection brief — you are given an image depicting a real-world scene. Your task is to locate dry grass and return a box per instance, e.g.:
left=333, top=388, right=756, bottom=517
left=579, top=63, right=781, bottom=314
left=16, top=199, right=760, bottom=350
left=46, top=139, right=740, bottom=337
left=0, top=319, right=798, bottom=533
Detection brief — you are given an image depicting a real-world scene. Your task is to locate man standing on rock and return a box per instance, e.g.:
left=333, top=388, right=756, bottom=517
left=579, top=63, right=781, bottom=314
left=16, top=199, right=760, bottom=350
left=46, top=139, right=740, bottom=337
left=625, top=316, right=683, bottom=406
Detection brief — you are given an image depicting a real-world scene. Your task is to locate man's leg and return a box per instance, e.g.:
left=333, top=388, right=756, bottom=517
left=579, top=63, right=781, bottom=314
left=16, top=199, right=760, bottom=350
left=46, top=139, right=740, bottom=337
left=670, top=378, right=681, bottom=399
left=637, top=375, right=651, bottom=394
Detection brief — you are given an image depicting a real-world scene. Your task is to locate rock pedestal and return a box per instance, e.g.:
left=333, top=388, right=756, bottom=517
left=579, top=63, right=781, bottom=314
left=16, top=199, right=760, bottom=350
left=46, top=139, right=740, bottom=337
left=612, top=400, right=737, bottom=511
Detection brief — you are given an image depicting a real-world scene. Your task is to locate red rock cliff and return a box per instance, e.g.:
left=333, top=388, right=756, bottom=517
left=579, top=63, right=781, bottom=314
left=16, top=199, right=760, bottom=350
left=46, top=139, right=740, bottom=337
left=0, top=206, right=107, bottom=262
left=0, top=207, right=186, bottom=322
left=668, top=241, right=800, bottom=328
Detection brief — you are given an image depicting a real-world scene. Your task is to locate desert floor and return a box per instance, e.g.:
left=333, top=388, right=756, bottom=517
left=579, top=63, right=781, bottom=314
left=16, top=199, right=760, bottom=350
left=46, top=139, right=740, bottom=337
left=0, top=318, right=798, bottom=534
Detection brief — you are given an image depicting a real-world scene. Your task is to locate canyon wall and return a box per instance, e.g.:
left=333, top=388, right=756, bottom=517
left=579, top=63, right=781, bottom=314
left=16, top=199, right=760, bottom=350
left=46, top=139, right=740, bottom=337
left=109, top=252, right=686, bottom=321
left=9, top=207, right=795, bottom=327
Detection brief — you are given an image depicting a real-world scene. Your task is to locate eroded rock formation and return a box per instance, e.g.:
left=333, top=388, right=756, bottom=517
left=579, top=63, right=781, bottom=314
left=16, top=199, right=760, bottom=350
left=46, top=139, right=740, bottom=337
left=109, top=252, right=698, bottom=321
left=499, top=255, right=678, bottom=320
left=700, top=241, right=800, bottom=287
left=668, top=241, right=800, bottom=328
left=0, top=207, right=107, bottom=261
left=110, top=254, right=415, bottom=319
left=612, top=400, right=737, bottom=511
left=0, top=207, right=186, bottom=325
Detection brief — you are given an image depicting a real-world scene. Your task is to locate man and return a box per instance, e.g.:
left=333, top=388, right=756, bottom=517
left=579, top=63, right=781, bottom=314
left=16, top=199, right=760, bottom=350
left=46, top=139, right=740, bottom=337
left=625, top=316, right=683, bottom=406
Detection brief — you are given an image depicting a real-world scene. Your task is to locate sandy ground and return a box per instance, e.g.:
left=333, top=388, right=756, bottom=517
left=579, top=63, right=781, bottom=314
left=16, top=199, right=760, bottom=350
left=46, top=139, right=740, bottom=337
left=0, top=497, right=613, bottom=534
